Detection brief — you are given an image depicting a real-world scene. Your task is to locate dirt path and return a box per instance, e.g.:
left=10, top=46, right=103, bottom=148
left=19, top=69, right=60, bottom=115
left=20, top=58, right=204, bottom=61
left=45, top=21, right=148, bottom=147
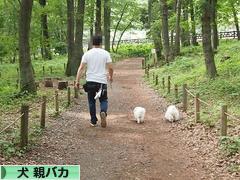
left=2, top=58, right=208, bottom=179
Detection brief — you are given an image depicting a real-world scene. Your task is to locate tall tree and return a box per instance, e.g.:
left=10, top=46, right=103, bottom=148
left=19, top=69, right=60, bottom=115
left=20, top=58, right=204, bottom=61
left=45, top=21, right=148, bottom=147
left=95, top=0, right=102, bottom=35
left=202, top=0, right=217, bottom=78
left=148, top=0, right=153, bottom=27
left=211, top=0, right=219, bottom=50
left=39, top=0, right=52, bottom=60
left=149, top=0, right=163, bottom=62
left=230, top=1, right=240, bottom=40
left=181, top=0, right=190, bottom=47
left=72, top=0, right=85, bottom=75
left=160, top=0, right=170, bottom=64
left=174, top=0, right=181, bottom=56
left=190, top=0, right=198, bottom=45
left=65, top=0, right=75, bottom=76
left=104, top=0, right=111, bottom=51
left=111, top=3, right=128, bottom=53
left=19, top=0, right=36, bottom=93
left=88, top=0, right=95, bottom=49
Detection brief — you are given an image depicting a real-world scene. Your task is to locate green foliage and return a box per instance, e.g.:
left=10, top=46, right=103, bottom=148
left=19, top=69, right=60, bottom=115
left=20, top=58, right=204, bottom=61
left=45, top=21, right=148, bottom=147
left=147, top=40, right=240, bottom=125
left=220, top=136, right=240, bottom=156
left=117, top=43, right=153, bottom=57
left=0, top=56, right=68, bottom=110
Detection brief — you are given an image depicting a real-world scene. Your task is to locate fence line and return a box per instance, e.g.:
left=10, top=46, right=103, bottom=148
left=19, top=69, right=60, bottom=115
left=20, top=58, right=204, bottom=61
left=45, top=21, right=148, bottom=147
left=198, top=98, right=210, bottom=107
left=0, top=83, right=80, bottom=149
left=225, top=112, right=240, bottom=122
left=0, top=113, right=24, bottom=135
left=185, top=88, right=195, bottom=98
left=144, top=61, right=240, bottom=136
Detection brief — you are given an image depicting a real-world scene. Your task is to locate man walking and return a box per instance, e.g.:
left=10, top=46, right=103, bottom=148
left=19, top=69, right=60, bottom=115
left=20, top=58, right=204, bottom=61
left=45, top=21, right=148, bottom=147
left=75, top=35, right=113, bottom=127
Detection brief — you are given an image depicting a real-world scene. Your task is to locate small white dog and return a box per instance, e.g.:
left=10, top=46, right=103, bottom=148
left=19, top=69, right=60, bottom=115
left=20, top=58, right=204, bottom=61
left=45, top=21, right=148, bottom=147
left=133, top=107, right=146, bottom=124
left=164, top=105, right=180, bottom=122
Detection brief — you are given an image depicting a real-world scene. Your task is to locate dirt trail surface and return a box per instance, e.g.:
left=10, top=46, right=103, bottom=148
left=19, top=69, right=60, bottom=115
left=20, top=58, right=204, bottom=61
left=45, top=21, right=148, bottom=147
left=2, top=58, right=216, bottom=179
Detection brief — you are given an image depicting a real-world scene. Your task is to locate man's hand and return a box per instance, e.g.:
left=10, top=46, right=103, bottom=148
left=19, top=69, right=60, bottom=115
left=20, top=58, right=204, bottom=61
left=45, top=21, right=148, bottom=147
left=109, top=76, right=113, bottom=83
left=75, top=82, right=80, bottom=89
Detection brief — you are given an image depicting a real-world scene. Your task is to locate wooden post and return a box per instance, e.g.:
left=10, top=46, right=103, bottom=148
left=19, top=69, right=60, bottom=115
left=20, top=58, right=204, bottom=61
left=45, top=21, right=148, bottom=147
left=147, top=64, right=150, bottom=78
left=167, top=76, right=171, bottom=93
left=153, top=72, right=155, bottom=82
left=142, top=59, right=144, bottom=69
left=17, top=67, right=19, bottom=77
left=144, top=57, right=147, bottom=71
left=67, top=87, right=71, bottom=106
left=154, top=52, right=158, bottom=67
left=55, top=90, right=59, bottom=114
left=221, top=105, right=227, bottom=136
left=183, top=84, right=187, bottom=112
left=40, top=96, right=47, bottom=128
left=42, top=66, right=45, bottom=75
left=74, top=87, right=79, bottom=99
left=195, top=93, right=200, bottom=123
left=20, top=104, right=29, bottom=148
left=174, top=84, right=178, bottom=100
left=162, top=77, right=165, bottom=89
left=50, top=66, right=53, bottom=74
left=145, top=63, right=147, bottom=74
left=155, top=75, right=159, bottom=86
left=16, top=79, right=19, bottom=89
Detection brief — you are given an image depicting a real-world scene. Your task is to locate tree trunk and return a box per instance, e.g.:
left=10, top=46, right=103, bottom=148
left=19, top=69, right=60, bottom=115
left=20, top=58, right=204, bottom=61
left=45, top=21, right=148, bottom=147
left=174, top=0, right=181, bottom=56
left=231, top=2, right=240, bottom=40
left=148, top=0, right=153, bottom=28
left=112, top=3, right=128, bottom=53
left=153, top=31, right=163, bottom=63
left=19, top=0, right=36, bottom=94
left=202, top=0, right=217, bottom=78
left=72, top=0, right=85, bottom=75
left=65, top=0, right=75, bottom=76
left=190, top=0, right=198, bottom=45
left=115, top=20, right=133, bottom=53
left=160, top=0, right=170, bottom=64
left=39, top=0, right=52, bottom=60
left=181, top=0, right=190, bottom=47
left=104, top=0, right=111, bottom=51
left=95, top=0, right=102, bottom=35
left=211, top=0, right=219, bottom=50
left=88, top=0, right=95, bottom=50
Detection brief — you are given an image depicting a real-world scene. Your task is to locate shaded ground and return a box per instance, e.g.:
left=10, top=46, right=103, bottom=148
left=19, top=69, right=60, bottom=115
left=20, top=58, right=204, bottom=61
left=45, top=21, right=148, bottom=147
left=2, top=58, right=237, bottom=179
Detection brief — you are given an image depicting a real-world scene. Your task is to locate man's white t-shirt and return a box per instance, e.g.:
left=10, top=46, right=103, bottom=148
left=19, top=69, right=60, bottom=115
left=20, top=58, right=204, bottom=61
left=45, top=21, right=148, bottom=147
left=82, top=48, right=112, bottom=84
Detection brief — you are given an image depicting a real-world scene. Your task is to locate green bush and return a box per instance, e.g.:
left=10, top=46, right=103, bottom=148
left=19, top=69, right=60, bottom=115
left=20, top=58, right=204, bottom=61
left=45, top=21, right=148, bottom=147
left=220, top=136, right=240, bottom=156
left=116, top=43, right=153, bottom=57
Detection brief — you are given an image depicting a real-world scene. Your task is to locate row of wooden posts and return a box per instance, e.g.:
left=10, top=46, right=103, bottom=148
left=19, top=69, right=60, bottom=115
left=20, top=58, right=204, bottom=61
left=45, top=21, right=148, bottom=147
left=19, top=85, right=78, bottom=148
left=143, top=59, right=230, bottom=137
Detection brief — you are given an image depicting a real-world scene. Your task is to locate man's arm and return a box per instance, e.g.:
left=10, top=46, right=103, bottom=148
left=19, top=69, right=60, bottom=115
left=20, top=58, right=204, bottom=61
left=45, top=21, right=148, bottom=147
left=75, top=62, right=86, bottom=88
left=107, top=63, right=113, bottom=82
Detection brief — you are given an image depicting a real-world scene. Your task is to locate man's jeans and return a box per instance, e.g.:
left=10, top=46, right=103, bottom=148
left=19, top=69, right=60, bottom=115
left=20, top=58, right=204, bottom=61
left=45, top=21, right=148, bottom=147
left=87, top=82, right=108, bottom=124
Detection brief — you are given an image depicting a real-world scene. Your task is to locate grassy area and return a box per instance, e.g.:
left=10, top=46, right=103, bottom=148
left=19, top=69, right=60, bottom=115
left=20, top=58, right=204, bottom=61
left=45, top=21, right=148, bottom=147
left=146, top=40, right=240, bottom=159
left=0, top=55, right=69, bottom=110
left=146, top=40, right=240, bottom=133
left=0, top=55, right=72, bottom=157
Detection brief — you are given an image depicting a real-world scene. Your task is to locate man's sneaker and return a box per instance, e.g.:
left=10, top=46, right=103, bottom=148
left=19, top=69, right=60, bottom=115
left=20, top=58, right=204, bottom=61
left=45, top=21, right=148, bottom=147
left=90, top=122, right=97, bottom=127
left=100, top=112, right=107, bottom=128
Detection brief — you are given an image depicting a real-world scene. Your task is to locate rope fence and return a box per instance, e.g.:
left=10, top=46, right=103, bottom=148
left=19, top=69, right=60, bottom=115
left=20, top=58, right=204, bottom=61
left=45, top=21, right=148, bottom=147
left=0, top=82, right=80, bottom=149
left=0, top=113, right=24, bottom=135
left=143, top=57, right=240, bottom=137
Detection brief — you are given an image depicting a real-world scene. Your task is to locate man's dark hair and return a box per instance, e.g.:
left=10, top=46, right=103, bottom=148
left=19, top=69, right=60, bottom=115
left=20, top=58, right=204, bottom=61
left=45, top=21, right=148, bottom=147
left=92, top=35, right=102, bottom=46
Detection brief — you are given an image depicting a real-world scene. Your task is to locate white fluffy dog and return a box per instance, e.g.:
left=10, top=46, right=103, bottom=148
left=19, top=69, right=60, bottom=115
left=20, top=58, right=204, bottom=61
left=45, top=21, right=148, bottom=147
left=133, top=107, right=146, bottom=124
left=164, top=105, right=180, bottom=122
